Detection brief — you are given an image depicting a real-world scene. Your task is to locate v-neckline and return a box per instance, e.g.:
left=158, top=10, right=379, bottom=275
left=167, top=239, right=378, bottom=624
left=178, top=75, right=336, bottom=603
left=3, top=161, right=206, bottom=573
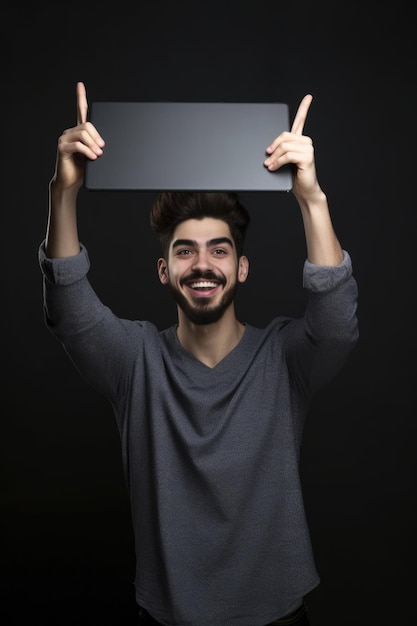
left=173, top=323, right=247, bottom=370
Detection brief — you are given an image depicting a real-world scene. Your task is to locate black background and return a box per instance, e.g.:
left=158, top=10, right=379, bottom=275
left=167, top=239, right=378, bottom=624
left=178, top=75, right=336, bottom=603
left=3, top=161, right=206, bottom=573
left=2, top=1, right=416, bottom=624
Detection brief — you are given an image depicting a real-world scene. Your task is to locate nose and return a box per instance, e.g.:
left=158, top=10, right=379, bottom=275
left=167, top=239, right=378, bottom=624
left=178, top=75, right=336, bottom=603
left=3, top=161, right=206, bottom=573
left=191, top=249, right=213, bottom=272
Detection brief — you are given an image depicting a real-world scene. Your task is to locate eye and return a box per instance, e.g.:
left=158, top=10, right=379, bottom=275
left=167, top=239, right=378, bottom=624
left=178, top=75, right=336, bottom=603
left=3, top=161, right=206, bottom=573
left=212, top=248, right=227, bottom=256
left=177, top=249, right=193, bottom=256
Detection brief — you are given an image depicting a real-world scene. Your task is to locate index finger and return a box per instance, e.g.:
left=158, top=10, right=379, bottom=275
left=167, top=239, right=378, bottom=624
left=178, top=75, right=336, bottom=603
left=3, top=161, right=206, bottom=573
left=291, top=94, right=313, bottom=135
left=76, top=81, right=88, bottom=125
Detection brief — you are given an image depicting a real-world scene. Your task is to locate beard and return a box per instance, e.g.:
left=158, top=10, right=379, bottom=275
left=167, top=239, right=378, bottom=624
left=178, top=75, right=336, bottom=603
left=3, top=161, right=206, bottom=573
left=168, top=271, right=238, bottom=325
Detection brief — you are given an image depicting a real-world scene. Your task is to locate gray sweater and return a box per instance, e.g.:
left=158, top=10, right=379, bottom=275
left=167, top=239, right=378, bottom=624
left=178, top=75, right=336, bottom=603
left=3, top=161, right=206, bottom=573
left=39, top=243, right=359, bottom=626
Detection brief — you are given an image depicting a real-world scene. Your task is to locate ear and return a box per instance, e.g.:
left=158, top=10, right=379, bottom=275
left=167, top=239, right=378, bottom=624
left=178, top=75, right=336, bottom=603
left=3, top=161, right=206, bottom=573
left=238, top=255, right=249, bottom=283
left=157, top=258, right=169, bottom=285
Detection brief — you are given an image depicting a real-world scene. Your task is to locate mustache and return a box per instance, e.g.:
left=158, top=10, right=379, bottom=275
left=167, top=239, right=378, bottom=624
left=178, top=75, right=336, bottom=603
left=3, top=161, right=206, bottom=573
left=180, top=270, right=225, bottom=286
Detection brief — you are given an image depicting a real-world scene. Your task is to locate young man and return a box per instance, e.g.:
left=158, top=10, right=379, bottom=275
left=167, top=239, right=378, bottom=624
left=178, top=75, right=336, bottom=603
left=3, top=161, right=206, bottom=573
left=39, top=82, right=359, bottom=626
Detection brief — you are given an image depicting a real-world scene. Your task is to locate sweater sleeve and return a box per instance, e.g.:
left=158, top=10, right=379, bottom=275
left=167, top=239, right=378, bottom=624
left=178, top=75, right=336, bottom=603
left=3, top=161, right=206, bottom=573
left=38, top=241, right=144, bottom=400
left=285, top=250, right=359, bottom=394
left=39, top=241, right=110, bottom=338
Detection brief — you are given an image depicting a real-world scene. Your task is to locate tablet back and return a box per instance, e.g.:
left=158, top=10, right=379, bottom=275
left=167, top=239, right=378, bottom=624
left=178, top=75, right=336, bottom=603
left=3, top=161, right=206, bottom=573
left=84, top=101, right=293, bottom=192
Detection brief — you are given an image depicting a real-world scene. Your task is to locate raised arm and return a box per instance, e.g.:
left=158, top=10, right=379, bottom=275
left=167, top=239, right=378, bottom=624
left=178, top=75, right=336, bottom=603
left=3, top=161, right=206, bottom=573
left=264, top=95, right=343, bottom=266
left=45, top=82, right=105, bottom=258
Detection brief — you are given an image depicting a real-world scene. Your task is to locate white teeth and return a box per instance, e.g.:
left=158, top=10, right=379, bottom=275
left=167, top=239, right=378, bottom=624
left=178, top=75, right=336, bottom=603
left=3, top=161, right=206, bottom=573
left=190, top=281, right=217, bottom=288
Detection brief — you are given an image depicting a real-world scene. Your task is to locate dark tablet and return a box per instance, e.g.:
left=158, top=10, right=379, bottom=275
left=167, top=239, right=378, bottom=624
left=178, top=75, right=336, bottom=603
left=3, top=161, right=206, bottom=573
left=84, top=101, right=293, bottom=192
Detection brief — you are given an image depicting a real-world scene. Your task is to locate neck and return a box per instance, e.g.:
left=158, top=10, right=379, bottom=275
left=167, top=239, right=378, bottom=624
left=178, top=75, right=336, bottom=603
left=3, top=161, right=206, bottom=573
left=176, top=307, right=245, bottom=368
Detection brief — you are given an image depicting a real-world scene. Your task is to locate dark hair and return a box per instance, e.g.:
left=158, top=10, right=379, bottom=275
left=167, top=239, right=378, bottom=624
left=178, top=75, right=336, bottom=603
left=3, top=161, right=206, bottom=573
left=150, top=192, right=250, bottom=258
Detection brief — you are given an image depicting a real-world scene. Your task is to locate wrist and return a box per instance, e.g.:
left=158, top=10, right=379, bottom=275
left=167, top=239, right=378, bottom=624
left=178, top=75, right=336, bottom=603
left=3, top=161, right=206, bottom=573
left=296, top=188, right=328, bottom=214
left=49, top=177, right=80, bottom=206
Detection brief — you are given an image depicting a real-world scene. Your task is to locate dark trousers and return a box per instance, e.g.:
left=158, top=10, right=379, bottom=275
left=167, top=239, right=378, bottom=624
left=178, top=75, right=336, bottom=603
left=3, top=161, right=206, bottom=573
left=138, top=602, right=311, bottom=625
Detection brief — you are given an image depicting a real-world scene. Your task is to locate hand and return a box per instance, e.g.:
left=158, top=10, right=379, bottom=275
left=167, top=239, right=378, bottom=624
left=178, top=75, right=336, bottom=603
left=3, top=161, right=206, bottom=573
left=51, top=82, right=105, bottom=192
left=264, top=94, right=322, bottom=202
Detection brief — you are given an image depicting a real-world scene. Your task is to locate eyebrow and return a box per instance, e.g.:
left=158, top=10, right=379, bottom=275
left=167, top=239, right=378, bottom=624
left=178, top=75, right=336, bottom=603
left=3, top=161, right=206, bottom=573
left=172, top=237, right=234, bottom=249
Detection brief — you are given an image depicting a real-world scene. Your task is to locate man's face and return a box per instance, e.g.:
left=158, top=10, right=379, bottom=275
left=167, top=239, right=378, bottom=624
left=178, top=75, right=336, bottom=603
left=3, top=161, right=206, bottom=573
left=157, top=218, right=249, bottom=325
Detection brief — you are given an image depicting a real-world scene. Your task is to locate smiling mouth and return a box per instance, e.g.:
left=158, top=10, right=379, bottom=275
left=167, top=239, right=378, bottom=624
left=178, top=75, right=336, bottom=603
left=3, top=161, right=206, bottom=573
left=189, top=280, right=219, bottom=291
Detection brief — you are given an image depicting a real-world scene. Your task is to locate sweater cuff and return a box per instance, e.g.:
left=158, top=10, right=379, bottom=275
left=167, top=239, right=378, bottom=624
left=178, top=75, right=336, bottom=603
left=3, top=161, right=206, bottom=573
left=38, top=241, right=90, bottom=285
left=303, top=250, right=353, bottom=293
